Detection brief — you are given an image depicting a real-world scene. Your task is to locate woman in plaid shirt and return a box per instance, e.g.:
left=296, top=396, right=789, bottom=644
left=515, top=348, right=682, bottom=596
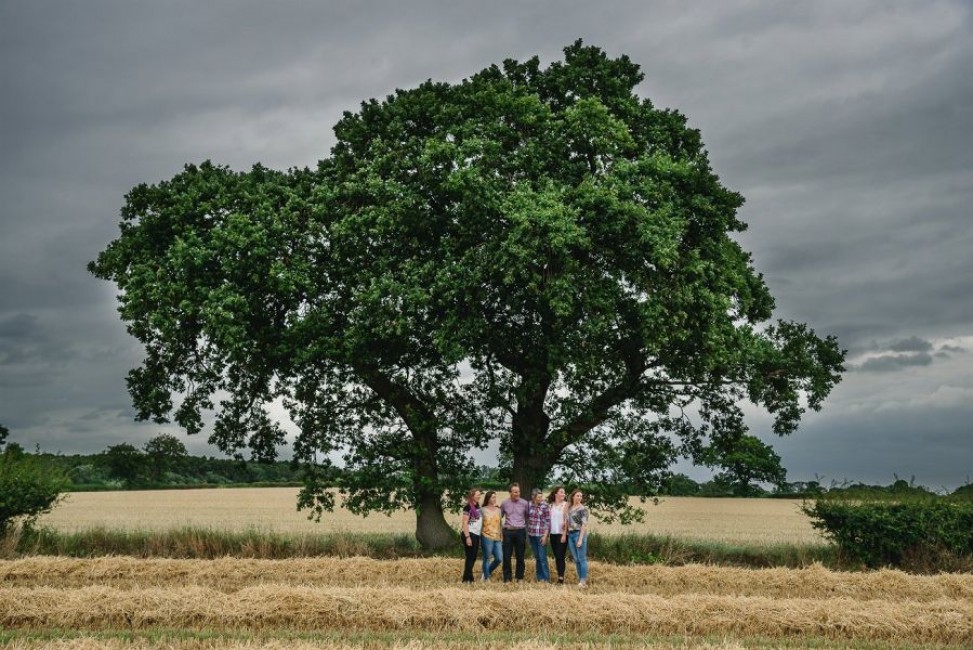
left=527, top=488, right=551, bottom=583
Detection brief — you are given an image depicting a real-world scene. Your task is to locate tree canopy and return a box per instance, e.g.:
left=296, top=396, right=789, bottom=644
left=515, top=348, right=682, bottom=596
left=90, top=41, right=844, bottom=548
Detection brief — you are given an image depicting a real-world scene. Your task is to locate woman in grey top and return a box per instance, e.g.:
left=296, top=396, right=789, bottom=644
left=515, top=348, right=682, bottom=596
left=567, top=488, right=589, bottom=588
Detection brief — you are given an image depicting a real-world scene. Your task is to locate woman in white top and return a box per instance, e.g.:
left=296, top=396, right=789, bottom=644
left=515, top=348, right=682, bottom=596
left=460, top=488, right=482, bottom=583
left=546, top=485, right=569, bottom=585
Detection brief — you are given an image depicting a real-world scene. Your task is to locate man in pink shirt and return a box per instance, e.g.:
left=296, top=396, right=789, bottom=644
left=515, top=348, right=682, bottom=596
left=500, top=482, right=529, bottom=582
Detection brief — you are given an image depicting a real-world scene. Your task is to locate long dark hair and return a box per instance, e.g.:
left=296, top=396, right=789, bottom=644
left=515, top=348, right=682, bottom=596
left=481, top=490, right=496, bottom=508
left=547, top=485, right=565, bottom=504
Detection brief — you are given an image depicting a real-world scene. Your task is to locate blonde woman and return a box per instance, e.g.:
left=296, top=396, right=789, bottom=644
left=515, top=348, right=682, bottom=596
left=567, top=488, right=589, bottom=587
left=460, top=487, right=482, bottom=583
left=547, top=485, right=569, bottom=584
left=480, top=490, right=503, bottom=581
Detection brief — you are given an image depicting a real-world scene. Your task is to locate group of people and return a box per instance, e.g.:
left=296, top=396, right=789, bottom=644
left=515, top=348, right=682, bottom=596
left=460, top=483, right=589, bottom=587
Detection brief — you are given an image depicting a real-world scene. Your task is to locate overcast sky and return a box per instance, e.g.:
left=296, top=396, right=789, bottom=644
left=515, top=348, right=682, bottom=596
left=1, top=1, right=971, bottom=490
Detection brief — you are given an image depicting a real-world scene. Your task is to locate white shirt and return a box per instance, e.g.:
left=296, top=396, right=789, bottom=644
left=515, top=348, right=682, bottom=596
left=549, top=502, right=566, bottom=534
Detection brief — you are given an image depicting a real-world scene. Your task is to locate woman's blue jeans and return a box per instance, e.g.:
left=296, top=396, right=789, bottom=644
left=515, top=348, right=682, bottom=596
left=567, top=531, right=588, bottom=581
left=481, top=537, right=502, bottom=580
left=528, top=534, right=551, bottom=582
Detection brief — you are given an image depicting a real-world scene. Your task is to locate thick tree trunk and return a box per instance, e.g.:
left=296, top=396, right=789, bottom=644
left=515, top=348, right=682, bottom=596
left=355, top=364, right=456, bottom=551
left=510, top=452, right=555, bottom=499
left=414, top=492, right=457, bottom=550
left=510, top=380, right=554, bottom=496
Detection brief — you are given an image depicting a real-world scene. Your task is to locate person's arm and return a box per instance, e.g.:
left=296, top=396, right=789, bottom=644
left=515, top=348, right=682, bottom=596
left=560, top=504, right=567, bottom=541
left=576, top=507, right=588, bottom=547
left=542, top=503, right=550, bottom=543
left=461, top=509, right=472, bottom=546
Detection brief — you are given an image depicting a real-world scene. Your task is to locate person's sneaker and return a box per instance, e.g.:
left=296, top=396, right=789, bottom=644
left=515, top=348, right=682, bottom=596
left=578, top=580, right=587, bottom=589
left=557, top=577, right=564, bottom=585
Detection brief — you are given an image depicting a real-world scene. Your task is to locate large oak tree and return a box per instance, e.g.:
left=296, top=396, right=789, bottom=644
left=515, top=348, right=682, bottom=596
left=90, top=42, right=844, bottom=548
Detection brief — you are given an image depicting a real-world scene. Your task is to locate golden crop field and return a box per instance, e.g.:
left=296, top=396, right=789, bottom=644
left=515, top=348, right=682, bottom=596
left=15, top=489, right=970, bottom=648
left=1, top=557, right=971, bottom=649
left=36, top=489, right=825, bottom=545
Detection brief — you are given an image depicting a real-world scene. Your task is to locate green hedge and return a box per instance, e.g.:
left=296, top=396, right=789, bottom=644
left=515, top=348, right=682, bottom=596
left=802, top=495, right=973, bottom=570
left=0, top=453, right=66, bottom=532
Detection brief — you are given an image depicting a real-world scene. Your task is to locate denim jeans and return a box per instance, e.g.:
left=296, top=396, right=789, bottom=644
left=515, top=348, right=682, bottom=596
left=481, top=537, right=502, bottom=580
left=528, top=534, right=551, bottom=582
left=567, top=530, right=588, bottom=582
left=502, top=527, right=526, bottom=582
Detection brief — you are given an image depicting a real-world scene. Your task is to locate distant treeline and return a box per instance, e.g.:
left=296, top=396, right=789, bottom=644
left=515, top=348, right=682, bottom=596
left=7, top=435, right=972, bottom=498
left=467, top=467, right=973, bottom=499
left=3, top=435, right=303, bottom=491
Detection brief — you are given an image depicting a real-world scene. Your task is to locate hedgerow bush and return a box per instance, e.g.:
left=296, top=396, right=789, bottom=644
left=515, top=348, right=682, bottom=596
left=0, top=451, right=66, bottom=533
left=803, top=493, right=973, bottom=570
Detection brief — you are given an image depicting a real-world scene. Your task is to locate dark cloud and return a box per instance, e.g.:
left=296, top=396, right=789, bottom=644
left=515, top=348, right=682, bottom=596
left=855, top=352, right=934, bottom=373
left=0, top=314, right=38, bottom=339
left=774, top=400, right=973, bottom=490
left=939, top=344, right=967, bottom=354
left=1, top=1, right=971, bottom=488
left=888, top=337, right=934, bottom=353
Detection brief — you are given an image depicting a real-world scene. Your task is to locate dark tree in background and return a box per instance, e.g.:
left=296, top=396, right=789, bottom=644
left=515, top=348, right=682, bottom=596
left=101, top=443, right=146, bottom=488
left=90, top=41, right=844, bottom=548
left=143, top=433, right=189, bottom=482
left=702, top=434, right=788, bottom=496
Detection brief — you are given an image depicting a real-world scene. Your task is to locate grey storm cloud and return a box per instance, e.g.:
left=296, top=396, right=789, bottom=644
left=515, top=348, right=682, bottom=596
left=856, top=352, right=934, bottom=373
left=888, top=337, right=934, bottom=353
left=1, top=0, right=972, bottom=487
left=939, top=344, right=967, bottom=354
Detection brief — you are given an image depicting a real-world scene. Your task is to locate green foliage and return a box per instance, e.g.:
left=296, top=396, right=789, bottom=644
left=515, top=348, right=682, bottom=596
left=143, top=433, right=189, bottom=481
left=802, top=493, right=973, bottom=570
left=953, top=481, right=973, bottom=498
left=6, top=526, right=836, bottom=569
left=89, top=40, right=845, bottom=545
left=37, top=446, right=305, bottom=491
left=660, top=473, right=701, bottom=496
left=700, top=434, right=787, bottom=496
left=11, top=526, right=424, bottom=560
left=100, top=443, right=147, bottom=487
left=0, top=450, right=66, bottom=532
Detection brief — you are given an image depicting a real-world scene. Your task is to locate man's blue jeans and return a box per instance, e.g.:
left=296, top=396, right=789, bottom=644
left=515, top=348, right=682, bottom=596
left=481, top=537, right=502, bottom=580
left=529, top=534, right=551, bottom=582
left=567, top=530, right=588, bottom=581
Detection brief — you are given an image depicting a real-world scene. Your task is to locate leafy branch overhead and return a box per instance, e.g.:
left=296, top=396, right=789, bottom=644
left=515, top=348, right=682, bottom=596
left=90, top=40, right=845, bottom=548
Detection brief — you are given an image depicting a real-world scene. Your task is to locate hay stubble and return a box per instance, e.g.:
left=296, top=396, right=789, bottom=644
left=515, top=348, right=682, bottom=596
left=1, top=557, right=971, bottom=647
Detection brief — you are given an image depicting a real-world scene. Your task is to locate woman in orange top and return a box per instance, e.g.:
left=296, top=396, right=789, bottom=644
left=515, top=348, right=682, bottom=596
left=480, top=490, right=503, bottom=581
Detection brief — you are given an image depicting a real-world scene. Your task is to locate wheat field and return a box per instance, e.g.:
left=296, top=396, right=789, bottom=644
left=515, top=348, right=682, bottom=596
left=10, top=490, right=970, bottom=648
left=36, top=489, right=824, bottom=545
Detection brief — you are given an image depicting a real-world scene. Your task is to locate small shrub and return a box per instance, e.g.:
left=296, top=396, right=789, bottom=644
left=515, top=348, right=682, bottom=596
left=0, top=453, right=66, bottom=533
